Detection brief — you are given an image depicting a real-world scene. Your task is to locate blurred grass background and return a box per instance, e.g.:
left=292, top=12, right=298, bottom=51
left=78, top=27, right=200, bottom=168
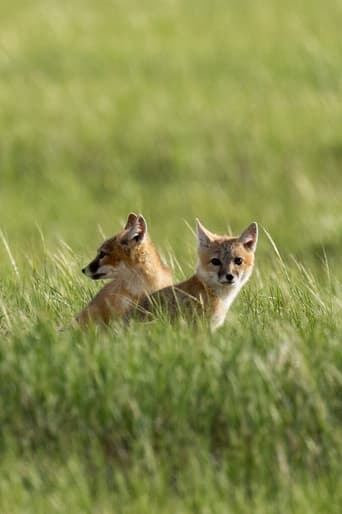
left=1, top=0, right=342, bottom=260
left=1, top=0, right=342, bottom=512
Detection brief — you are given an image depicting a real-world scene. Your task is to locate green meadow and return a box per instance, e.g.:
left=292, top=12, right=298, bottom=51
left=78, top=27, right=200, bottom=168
left=1, top=0, right=342, bottom=512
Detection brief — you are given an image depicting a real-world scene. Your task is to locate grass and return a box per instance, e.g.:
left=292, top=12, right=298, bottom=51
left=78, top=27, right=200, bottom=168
left=1, top=0, right=342, bottom=512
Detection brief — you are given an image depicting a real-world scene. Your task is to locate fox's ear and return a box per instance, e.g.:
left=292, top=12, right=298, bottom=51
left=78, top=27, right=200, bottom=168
left=126, top=214, right=147, bottom=243
left=196, top=218, right=215, bottom=248
left=239, top=222, right=258, bottom=252
left=124, top=212, right=138, bottom=229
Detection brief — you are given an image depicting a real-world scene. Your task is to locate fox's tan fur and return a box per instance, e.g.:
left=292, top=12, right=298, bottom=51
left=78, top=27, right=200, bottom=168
left=132, top=219, right=258, bottom=331
left=76, top=213, right=172, bottom=326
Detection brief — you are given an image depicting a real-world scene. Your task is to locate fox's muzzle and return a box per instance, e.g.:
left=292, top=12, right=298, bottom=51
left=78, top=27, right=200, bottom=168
left=82, top=256, right=101, bottom=277
left=82, top=266, right=106, bottom=280
left=82, top=260, right=100, bottom=278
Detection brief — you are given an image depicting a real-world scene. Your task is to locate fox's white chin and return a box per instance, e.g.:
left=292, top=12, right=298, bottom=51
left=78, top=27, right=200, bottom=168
left=219, top=281, right=238, bottom=287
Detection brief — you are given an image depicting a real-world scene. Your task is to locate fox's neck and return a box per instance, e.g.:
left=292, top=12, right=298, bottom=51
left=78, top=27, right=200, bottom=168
left=133, top=240, right=165, bottom=272
left=196, top=267, right=251, bottom=331
left=125, top=240, right=169, bottom=293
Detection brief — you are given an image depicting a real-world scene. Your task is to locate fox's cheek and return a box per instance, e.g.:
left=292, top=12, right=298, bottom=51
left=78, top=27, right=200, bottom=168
left=104, top=261, right=118, bottom=270
left=102, top=255, right=122, bottom=267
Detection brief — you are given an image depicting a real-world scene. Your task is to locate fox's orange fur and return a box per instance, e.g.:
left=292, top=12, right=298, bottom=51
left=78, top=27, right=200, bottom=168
left=76, top=213, right=172, bottom=326
left=132, top=219, right=258, bottom=331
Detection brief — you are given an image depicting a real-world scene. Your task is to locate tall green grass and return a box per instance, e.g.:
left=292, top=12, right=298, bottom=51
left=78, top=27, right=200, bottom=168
left=1, top=233, right=341, bottom=512
left=1, top=0, right=342, bottom=511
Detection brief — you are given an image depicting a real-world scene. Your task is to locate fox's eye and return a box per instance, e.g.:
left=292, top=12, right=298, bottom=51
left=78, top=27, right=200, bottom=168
left=210, top=258, right=221, bottom=266
left=234, top=257, right=243, bottom=266
left=98, top=251, right=106, bottom=259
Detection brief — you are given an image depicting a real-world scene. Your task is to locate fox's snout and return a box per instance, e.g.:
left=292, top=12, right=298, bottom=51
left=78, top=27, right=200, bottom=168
left=82, top=259, right=97, bottom=274
left=82, top=259, right=104, bottom=280
left=82, top=265, right=98, bottom=279
left=218, top=271, right=237, bottom=286
left=82, top=254, right=119, bottom=280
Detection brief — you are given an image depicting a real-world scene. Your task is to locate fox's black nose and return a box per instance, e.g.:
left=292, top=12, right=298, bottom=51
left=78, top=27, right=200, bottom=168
left=226, top=273, right=234, bottom=283
left=82, top=268, right=86, bottom=274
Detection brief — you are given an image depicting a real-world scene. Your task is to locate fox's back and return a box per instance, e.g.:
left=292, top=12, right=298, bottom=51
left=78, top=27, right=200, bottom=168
left=134, top=275, right=213, bottom=322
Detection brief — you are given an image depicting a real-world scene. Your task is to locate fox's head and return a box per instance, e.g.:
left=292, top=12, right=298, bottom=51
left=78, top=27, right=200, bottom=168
left=82, top=213, right=149, bottom=280
left=196, top=219, right=258, bottom=290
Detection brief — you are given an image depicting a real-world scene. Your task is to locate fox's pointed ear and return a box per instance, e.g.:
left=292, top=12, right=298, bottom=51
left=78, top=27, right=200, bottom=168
left=239, top=222, right=258, bottom=252
left=196, top=218, right=214, bottom=248
left=126, top=214, right=147, bottom=243
left=124, top=212, right=138, bottom=229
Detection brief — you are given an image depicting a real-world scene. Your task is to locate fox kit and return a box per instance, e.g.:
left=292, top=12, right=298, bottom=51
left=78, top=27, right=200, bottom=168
left=76, top=213, right=173, bottom=326
left=133, top=219, right=258, bottom=331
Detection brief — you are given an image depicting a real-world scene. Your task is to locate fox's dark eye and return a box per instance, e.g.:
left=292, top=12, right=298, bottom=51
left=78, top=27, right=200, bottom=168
left=98, top=251, right=106, bottom=259
left=210, top=258, right=221, bottom=266
left=234, top=257, right=243, bottom=266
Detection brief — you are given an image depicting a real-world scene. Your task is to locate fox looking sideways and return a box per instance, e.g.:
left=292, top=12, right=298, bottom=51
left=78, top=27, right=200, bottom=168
left=76, top=213, right=173, bottom=326
left=131, top=220, right=258, bottom=331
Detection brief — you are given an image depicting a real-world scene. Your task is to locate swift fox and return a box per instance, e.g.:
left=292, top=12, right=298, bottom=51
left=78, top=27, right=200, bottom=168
left=132, top=219, right=258, bottom=331
left=76, top=213, right=173, bottom=326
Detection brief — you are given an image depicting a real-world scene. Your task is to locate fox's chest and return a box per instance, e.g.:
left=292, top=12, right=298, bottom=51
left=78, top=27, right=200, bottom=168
left=97, top=268, right=151, bottom=315
left=116, top=264, right=151, bottom=297
left=209, top=299, right=227, bottom=331
left=209, top=285, right=242, bottom=330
